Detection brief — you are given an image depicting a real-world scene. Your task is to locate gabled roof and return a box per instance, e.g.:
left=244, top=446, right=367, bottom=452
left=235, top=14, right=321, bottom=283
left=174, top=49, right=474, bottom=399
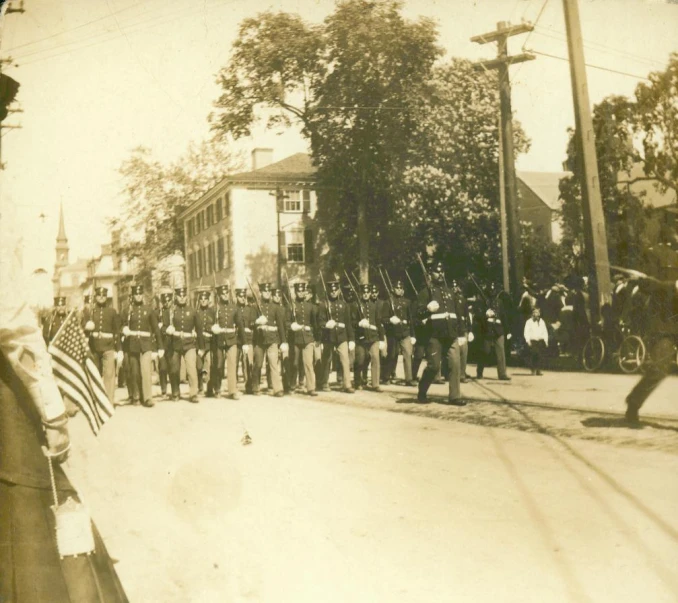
left=517, top=171, right=570, bottom=212
left=229, top=153, right=317, bottom=184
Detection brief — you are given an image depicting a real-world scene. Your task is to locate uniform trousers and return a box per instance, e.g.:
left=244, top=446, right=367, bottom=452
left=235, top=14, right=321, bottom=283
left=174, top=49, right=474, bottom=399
left=320, top=341, right=351, bottom=389
left=127, top=351, right=153, bottom=405
left=158, top=353, right=169, bottom=394
left=476, top=336, right=508, bottom=379
left=196, top=348, right=212, bottom=391
left=626, top=336, right=675, bottom=414
left=459, top=336, right=469, bottom=378
left=355, top=341, right=380, bottom=388
left=238, top=345, right=254, bottom=392
left=214, top=345, right=238, bottom=396
left=253, top=343, right=283, bottom=394
left=290, top=342, right=316, bottom=393
left=419, top=337, right=461, bottom=401
left=384, top=336, right=413, bottom=382
left=169, top=348, right=198, bottom=397
left=412, top=339, right=427, bottom=380
left=92, top=350, right=116, bottom=404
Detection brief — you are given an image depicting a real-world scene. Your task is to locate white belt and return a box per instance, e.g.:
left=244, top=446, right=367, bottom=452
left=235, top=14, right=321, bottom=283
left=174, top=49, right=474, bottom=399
left=129, top=330, right=151, bottom=337
left=487, top=318, right=495, bottom=323
left=303, top=326, right=312, bottom=331
left=324, top=323, right=346, bottom=329
left=431, top=313, right=457, bottom=320
left=259, top=325, right=278, bottom=331
left=244, top=328, right=252, bottom=333
left=92, top=332, right=114, bottom=339
left=173, top=331, right=194, bottom=338
left=223, top=327, right=236, bottom=333
left=366, top=325, right=378, bottom=330
left=203, top=332, right=212, bottom=338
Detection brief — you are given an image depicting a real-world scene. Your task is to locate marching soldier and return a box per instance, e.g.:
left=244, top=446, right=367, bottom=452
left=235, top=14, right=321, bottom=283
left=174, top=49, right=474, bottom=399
left=157, top=288, right=173, bottom=398
left=475, top=286, right=511, bottom=382
left=195, top=287, right=216, bottom=395
left=122, top=284, right=163, bottom=407
left=287, top=282, right=319, bottom=396
left=318, top=280, right=355, bottom=393
left=234, top=288, right=255, bottom=394
left=165, top=286, right=203, bottom=403
left=252, top=283, right=288, bottom=397
left=83, top=286, right=122, bottom=403
left=382, top=279, right=415, bottom=385
left=355, top=283, right=386, bottom=391
left=42, top=295, right=69, bottom=344
left=416, top=261, right=465, bottom=405
left=273, top=287, right=293, bottom=393
left=212, top=283, right=244, bottom=400
left=343, top=283, right=359, bottom=380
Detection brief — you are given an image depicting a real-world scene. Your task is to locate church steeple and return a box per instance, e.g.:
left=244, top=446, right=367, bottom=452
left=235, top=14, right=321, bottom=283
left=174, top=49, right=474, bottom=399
left=55, top=202, right=69, bottom=272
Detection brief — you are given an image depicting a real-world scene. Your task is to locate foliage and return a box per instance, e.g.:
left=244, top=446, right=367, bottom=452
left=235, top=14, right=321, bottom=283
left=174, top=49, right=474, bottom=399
left=521, top=226, right=571, bottom=290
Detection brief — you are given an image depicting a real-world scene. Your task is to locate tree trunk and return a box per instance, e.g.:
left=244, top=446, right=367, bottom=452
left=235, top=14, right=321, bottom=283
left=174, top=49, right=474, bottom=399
left=357, top=190, right=369, bottom=285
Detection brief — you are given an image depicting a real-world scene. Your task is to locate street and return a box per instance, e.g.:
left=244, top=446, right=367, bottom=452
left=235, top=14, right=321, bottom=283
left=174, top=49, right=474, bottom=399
left=65, top=369, right=678, bottom=603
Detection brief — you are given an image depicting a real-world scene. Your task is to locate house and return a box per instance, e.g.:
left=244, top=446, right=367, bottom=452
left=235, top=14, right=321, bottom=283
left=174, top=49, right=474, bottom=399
left=179, top=149, right=318, bottom=296
left=517, top=171, right=570, bottom=244
left=79, top=241, right=129, bottom=309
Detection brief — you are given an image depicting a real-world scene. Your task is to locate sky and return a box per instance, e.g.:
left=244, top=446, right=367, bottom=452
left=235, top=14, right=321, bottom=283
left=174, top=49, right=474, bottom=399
left=1, top=0, right=677, bottom=275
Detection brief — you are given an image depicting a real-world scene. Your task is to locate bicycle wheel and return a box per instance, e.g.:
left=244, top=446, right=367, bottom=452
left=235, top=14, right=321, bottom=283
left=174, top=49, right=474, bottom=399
left=582, top=336, right=605, bottom=372
left=618, top=335, right=647, bottom=374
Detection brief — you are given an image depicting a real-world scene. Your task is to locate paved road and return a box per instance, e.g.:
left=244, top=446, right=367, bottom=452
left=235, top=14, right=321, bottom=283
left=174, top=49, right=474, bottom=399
left=66, top=371, right=678, bottom=603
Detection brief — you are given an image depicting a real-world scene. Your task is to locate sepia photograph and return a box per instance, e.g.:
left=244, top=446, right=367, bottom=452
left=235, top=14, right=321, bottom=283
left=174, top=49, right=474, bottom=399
left=1, top=0, right=677, bottom=601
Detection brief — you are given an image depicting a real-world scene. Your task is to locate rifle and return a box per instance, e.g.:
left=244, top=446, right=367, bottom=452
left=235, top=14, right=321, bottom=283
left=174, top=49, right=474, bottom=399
left=344, top=269, right=365, bottom=318
left=468, top=272, right=490, bottom=309
left=384, top=267, right=395, bottom=293
left=378, top=266, right=395, bottom=314
left=282, top=267, right=297, bottom=322
left=404, top=268, right=418, bottom=296
left=245, top=276, right=263, bottom=316
left=318, top=271, right=333, bottom=321
left=416, top=253, right=432, bottom=294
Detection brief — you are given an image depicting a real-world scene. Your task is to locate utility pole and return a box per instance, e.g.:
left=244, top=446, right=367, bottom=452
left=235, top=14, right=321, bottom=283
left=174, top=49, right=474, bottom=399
left=497, top=115, right=510, bottom=292
left=1, top=1, right=24, bottom=171
left=472, top=21, right=534, bottom=297
left=562, top=0, right=611, bottom=320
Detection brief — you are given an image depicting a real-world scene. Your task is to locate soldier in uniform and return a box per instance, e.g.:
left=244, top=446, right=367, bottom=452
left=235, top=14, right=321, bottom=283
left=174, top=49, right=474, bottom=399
left=273, top=287, right=293, bottom=393
left=42, top=296, right=69, bottom=344
left=287, top=282, right=319, bottom=396
left=122, top=284, right=163, bottom=407
left=382, top=279, right=415, bottom=385
left=318, top=280, right=355, bottom=393
left=83, top=286, right=121, bottom=403
left=251, top=283, right=288, bottom=397
left=416, top=261, right=465, bottom=405
left=452, top=279, right=473, bottom=383
left=355, top=283, right=386, bottom=391
left=157, top=288, right=173, bottom=398
left=195, top=287, right=215, bottom=395
left=234, top=288, right=255, bottom=394
left=211, top=284, right=244, bottom=400
left=163, top=286, right=203, bottom=403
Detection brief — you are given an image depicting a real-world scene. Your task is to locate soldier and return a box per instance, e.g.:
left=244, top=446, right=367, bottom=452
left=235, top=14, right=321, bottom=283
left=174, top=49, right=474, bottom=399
left=165, top=286, right=203, bottom=403
left=287, top=282, right=319, bottom=396
left=212, top=284, right=244, bottom=400
left=83, top=286, right=121, bottom=403
left=195, top=287, right=216, bottom=395
left=416, top=261, right=465, bottom=405
left=318, top=280, right=355, bottom=393
left=452, top=279, right=473, bottom=383
left=382, top=279, right=415, bottom=385
left=354, top=283, right=386, bottom=391
left=234, top=288, right=255, bottom=394
left=157, top=288, right=173, bottom=398
left=274, top=287, right=293, bottom=393
left=122, top=284, right=163, bottom=407
left=475, top=301, right=511, bottom=381
left=251, top=283, right=288, bottom=397
left=42, top=295, right=69, bottom=344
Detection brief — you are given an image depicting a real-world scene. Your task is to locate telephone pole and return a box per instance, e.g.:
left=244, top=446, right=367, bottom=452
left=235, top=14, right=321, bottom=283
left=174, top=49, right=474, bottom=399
left=497, top=115, right=510, bottom=293
left=472, top=22, right=534, bottom=297
left=562, top=0, right=611, bottom=320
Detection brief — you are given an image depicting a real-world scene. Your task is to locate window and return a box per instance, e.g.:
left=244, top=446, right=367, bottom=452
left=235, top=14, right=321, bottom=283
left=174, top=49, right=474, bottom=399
left=207, top=205, right=214, bottom=227
left=195, top=214, right=201, bottom=234
left=216, top=198, right=223, bottom=221
left=187, top=220, right=194, bottom=239
left=284, top=190, right=301, bottom=212
left=217, top=237, right=224, bottom=271
left=302, top=190, right=311, bottom=213
left=285, top=229, right=305, bottom=263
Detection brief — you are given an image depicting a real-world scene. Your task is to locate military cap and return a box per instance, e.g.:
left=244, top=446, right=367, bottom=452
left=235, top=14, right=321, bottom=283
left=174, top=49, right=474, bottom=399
left=259, top=283, right=272, bottom=293
left=392, top=279, right=404, bottom=289
left=371, top=284, right=379, bottom=293
left=234, top=288, right=247, bottom=296
left=294, top=282, right=307, bottom=292
left=131, top=284, right=144, bottom=295
left=174, top=286, right=187, bottom=296
left=359, top=283, right=371, bottom=294
left=271, top=287, right=282, bottom=296
left=95, top=286, right=108, bottom=296
left=216, top=284, right=230, bottom=294
left=160, top=291, right=173, bottom=303
left=54, top=296, right=67, bottom=306
left=430, top=261, right=445, bottom=273
left=327, top=280, right=340, bottom=291
left=197, top=290, right=211, bottom=301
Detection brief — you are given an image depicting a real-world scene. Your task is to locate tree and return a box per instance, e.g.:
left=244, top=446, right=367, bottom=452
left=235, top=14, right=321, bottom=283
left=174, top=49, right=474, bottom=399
left=210, top=0, right=441, bottom=281
left=111, top=140, right=241, bottom=275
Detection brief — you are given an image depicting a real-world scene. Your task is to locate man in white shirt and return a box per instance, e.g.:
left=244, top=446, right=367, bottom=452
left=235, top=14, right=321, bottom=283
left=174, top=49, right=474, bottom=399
left=524, top=307, right=549, bottom=376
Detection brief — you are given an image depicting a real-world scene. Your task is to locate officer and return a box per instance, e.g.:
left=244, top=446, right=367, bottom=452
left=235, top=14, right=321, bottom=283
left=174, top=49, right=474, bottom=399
left=122, top=284, right=163, bottom=407
left=355, top=283, right=386, bottom=391
left=251, top=283, right=287, bottom=397
left=382, top=279, right=415, bottom=385
left=164, top=286, right=203, bottom=403
left=211, top=284, right=244, bottom=400
left=475, top=287, right=511, bottom=381
left=318, top=280, right=355, bottom=393
left=195, top=287, right=216, bottom=395
left=287, top=282, right=319, bottom=396
left=416, top=261, right=465, bottom=405
left=234, top=287, right=255, bottom=393
left=43, top=295, right=69, bottom=344
left=83, top=286, right=121, bottom=403
left=157, top=287, right=173, bottom=398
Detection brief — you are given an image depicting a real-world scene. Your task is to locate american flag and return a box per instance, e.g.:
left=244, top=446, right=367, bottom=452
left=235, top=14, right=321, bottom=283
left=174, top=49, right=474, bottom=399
left=48, top=309, right=114, bottom=435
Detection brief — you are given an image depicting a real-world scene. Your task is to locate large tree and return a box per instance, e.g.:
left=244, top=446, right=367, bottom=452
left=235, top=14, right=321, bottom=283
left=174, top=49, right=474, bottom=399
left=210, top=0, right=441, bottom=281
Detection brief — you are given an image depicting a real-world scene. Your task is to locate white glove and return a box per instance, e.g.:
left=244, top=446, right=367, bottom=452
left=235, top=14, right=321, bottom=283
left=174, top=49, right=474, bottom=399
left=122, top=326, right=131, bottom=337
left=507, top=333, right=512, bottom=340
left=427, top=300, right=439, bottom=313
left=325, top=319, right=337, bottom=329
left=468, top=332, right=475, bottom=343
left=116, top=350, right=124, bottom=365
left=389, top=315, right=401, bottom=325
left=291, top=322, right=302, bottom=332
left=458, top=336, right=467, bottom=346
left=378, top=340, right=386, bottom=352
left=242, top=344, right=250, bottom=353
left=348, top=341, right=355, bottom=352
left=166, top=325, right=176, bottom=335
left=158, top=321, right=163, bottom=329
left=358, top=318, right=369, bottom=328
left=410, top=337, right=416, bottom=345
left=211, top=324, right=222, bottom=335
left=85, top=320, right=95, bottom=331
left=158, top=349, right=165, bottom=359
left=279, top=342, right=289, bottom=354
left=255, top=315, right=268, bottom=325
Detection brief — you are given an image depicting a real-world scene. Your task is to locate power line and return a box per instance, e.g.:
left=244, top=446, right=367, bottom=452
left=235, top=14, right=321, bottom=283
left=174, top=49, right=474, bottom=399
left=525, top=47, right=651, bottom=80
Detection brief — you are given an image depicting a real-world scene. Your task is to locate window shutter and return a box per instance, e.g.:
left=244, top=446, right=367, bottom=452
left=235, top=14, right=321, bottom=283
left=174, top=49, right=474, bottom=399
left=304, top=227, right=314, bottom=264
left=302, top=190, right=311, bottom=213
left=279, top=230, right=287, bottom=264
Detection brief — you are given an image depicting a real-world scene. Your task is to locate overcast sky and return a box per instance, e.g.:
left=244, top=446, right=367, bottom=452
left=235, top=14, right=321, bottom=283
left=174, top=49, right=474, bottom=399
left=1, top=0, right=676, bottom=274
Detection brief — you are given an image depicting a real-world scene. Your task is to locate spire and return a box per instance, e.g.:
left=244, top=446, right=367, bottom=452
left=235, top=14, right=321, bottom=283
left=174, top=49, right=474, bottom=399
left=57, top=201, right=67, bottom=243
left=54, top=202, right=69, bottom=272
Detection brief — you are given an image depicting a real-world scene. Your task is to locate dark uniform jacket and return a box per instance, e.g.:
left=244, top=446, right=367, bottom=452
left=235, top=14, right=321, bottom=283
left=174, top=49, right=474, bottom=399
left=42, top=312, right=68, bottom=344
left=158, top=306, right=173, bottom=353
left=165, top=305, right=203, bottom=353
left=214, top=302, right=243, bottom=348
left=254, top=301, right=287, bottom=346
left=416, top=285, right=461, bottom=340
left=196, top=307, right=216, bottom=351
left=123, top=303, right=163, bottom=353
left=286, top=300, right=318, bottom=346
left=454, top=293, right=469, bottom=337
left=383, top=297, right=414, bottom=339
left=235, top=304, right=256, bottom=346
left=87, top=305, right=122, bottom=353
left=317, top=299, right=354, bottom=345
left=356, top=299, right=385, bottom=344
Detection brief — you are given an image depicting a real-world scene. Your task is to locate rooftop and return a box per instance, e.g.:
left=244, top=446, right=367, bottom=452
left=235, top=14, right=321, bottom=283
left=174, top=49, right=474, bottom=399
left=229, top=152, right=317, bottom=184
left=517, top=171, right=570, bottom=211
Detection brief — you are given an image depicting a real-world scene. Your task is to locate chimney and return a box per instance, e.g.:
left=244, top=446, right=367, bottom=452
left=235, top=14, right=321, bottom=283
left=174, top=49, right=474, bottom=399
left=252, top=148, right=274, bottom=171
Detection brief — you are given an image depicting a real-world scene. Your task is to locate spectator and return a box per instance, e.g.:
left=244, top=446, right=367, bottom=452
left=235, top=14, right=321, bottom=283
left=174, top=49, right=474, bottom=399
left=524, top=307, right=549, bottom=375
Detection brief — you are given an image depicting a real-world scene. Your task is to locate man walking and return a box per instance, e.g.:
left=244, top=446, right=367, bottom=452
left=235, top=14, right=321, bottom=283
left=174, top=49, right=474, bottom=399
left=287, top=282, right=319, bottom=396
left=318, top=280, right=355, bottom=393
left=354, top=283, right=386, bottom=392
left=252, top=283, right=287, bottom=397
left=382, top=279, right=415, bottom=385
left=524, top=307, right=549, bottom=376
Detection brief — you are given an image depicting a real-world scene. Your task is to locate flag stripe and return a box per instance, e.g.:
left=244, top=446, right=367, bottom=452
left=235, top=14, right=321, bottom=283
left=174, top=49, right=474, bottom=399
left=85, top=358, right=114, bottom=415
left=51, top=363, right=101, bottom=431
left=50, top=353, right=101, bottom=424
